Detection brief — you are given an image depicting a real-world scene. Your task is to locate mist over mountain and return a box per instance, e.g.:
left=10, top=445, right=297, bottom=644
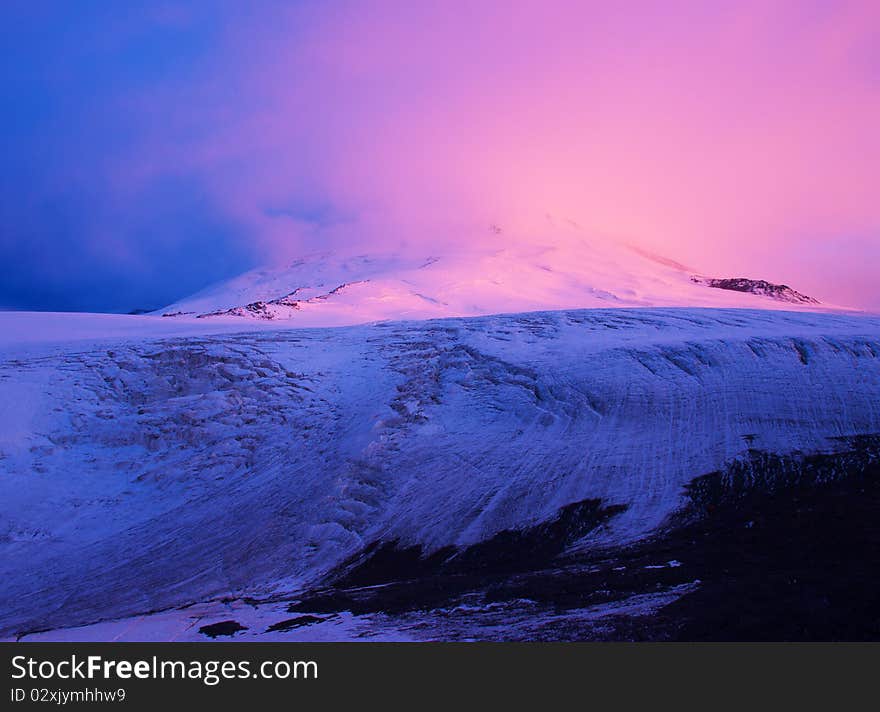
left=160, top=221, right=834, bottom=327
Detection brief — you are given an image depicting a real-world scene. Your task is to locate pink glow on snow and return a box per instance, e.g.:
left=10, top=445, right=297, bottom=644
left=110, top=1, right=880, bottom=309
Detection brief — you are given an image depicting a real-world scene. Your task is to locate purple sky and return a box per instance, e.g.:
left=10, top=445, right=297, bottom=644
left=2, top=1, right=878, bottom=312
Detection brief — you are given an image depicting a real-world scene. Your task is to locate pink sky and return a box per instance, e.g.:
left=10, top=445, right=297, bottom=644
left=117, top=0, right=880, bottom=309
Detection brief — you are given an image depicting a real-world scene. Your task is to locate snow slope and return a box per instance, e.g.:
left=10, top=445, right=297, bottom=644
left=160, top=224, right=842, bottom=325
left=1, top=307, right=878, bottom=637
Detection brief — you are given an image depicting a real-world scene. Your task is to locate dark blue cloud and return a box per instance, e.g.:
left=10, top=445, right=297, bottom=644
left=0, top=1, right=262, bottom=312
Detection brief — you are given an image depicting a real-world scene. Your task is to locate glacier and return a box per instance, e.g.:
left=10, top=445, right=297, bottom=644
left=1, top=306, right=879, bottom=640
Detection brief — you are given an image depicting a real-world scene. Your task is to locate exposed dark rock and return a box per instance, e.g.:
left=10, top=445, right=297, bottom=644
left=289, top=435, right=880, bottom=640
left=265, top=615, right=330, bottom=633
left=691, top=276, right=819, bottom=304
left=198, top=620, right=247, bottom=638
left=289, top=498, right=626, bottom=616
left=196, top=281, right=370, bottom=319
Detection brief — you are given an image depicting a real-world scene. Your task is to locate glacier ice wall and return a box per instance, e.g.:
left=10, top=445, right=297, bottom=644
left=1, top=308, right=879, bottom=636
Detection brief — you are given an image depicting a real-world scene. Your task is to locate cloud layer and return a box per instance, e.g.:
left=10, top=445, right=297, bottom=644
left=2, top=1, right=878, bottom=310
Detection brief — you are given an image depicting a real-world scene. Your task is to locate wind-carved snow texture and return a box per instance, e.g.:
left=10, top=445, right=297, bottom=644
left=1, top=308, right=879, bottom=637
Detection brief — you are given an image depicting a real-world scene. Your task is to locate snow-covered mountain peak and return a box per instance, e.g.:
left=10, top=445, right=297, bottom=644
left=160, top=226, right=832, bottom=326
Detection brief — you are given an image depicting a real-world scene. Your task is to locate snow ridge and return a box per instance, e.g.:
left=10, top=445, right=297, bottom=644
left=159, top=226, right=845, bottom=327
left=192, top=281, right=371, bottom=320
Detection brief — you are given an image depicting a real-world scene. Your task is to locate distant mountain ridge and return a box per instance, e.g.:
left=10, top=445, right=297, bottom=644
left=160, top=224, right=831, bottom=325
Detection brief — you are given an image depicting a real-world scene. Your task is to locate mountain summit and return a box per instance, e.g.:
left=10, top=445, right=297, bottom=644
left=161, top=225, right=826, bottom=326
